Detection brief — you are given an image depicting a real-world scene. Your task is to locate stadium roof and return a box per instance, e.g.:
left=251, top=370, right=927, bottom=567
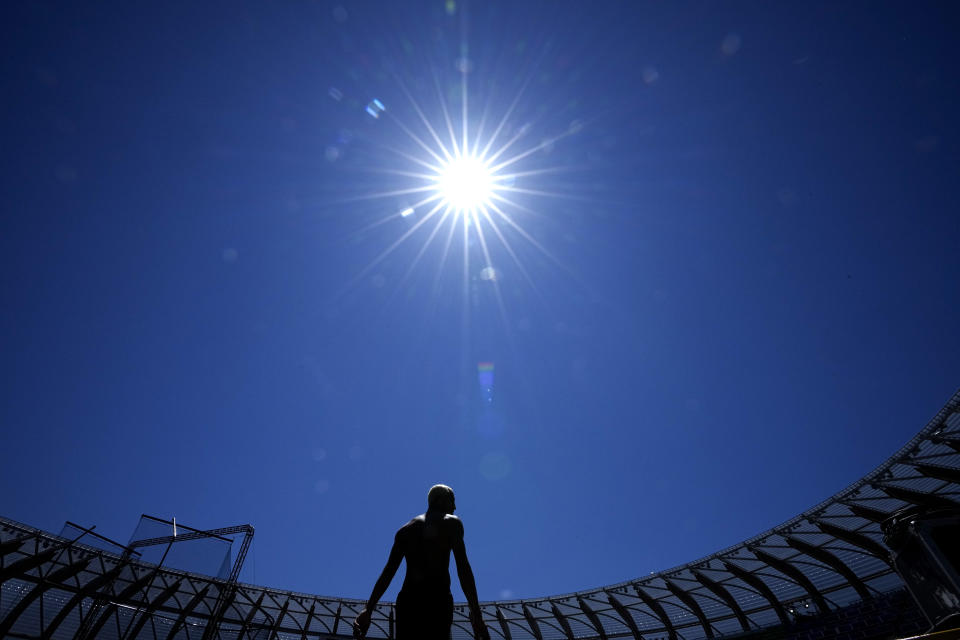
left=1, top=388, right=958, bottom=640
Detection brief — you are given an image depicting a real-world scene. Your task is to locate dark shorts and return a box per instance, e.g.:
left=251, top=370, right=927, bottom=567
left=396, top=590, right=454, bottom=640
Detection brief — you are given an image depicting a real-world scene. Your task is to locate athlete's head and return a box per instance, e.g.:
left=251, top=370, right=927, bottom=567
left=427, top=484, right=456, bottom=514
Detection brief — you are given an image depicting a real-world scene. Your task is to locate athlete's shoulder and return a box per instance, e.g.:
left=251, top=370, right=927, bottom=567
left=401, top=514, right=426, bottom=528
left=396, top=514, right=425, bottom=536
left=443, top=514, right=464, bottom=535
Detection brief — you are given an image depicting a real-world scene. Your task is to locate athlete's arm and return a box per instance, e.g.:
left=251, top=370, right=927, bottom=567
left=451, top=518, right=490, bottom=640
left=354, top=531, right=404, bottom=639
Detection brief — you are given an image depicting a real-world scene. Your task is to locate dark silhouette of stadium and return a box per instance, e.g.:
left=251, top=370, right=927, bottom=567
left=1, top=389, right=959, bottom=640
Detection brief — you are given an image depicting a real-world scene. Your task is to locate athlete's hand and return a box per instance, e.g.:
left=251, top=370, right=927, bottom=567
left=470, top=609, right=491, bottom=640
left=353, top=609, right=372, bottom=639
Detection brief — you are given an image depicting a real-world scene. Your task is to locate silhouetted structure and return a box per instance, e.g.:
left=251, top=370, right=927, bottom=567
left=1, top=388, right=958, bottom=640
left=883, top=506, right=960, bottom=631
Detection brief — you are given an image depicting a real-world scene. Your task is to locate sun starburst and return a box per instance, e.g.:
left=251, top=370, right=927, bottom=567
left=333, top=50, right=586, bottom=329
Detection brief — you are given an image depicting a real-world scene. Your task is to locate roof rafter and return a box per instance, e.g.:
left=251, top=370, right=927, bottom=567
left=809, top=520, right=889, bottom=561
left=751, top=549, right=828, bottom=613
left=578, top=596, right=608, bottom=640
left=693, top=570, right=750, bottom=632
left=550, top=603, right=575, bottom=640
left=634, top=584, right=678, bottom=640
left=666, top=579, right=713, bottom=639
left=785, top=536, right=872, bottom=599
left=721, top=561, right=790, bottom=625
left=522, top=604, right=544, bottom=640
left=606, top=592, right=644, bottom=640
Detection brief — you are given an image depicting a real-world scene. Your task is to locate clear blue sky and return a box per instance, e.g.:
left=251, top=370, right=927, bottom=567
left=2, top=1, right=958, bottom=604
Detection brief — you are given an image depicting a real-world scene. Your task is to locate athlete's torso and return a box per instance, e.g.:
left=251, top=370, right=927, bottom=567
left=397, top=511, right=461, bottom=597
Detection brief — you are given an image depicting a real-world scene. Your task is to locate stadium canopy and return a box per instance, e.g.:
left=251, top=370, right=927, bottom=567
left=1, top=389, right=958, bottom=640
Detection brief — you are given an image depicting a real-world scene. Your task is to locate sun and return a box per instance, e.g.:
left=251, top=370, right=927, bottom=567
left=435, top=154, right=497, bottom=212
left=334, top=56, right=585, bottom=303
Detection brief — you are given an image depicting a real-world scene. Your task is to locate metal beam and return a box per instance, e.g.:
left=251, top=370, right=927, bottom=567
left=550, top=604, right=575, bottom=640
left=41, top=559, right=130, bottom=640
left=929, top=436, right=960, bottom=454
left=522, top=604, right=543, bottom=640
left=202, top=579, right=242, bottom=639
left=915, top=463, right=960, bottom=485
left=80, top=568, right=160, bottom=640
left=751, top=549, right=828, bottom=613
left=332, top=603, right=342, bottom=635
left=164, top=584, right=210, bottom=640
left=811, top=520, right=889, bottom=560
left=0, top=548, right=57, bottom=584
left=844, top=503, right=890, bottom=523
left=46, top=557, right=91, bottom=584
left=265, top=598, right=291, bottom=640
left=875, top=484, right=960, bottom=510
left=577, top=597, right=608, bottom=640
left=665, top=579, right=713, bottom=639
left=237, top=590, right=268, bottom=640
left=721, top=561, right=789, bottom=625
left=230, top=526, right=255, bottom=584
left=122, top=578, right=183, bottom=640
left=785, top=537, right=871, bottom=599
left=606, top=593, right=643, bottom=640
left=300, top=602, right=317, bottom=640
left=693, top=571, right=749, bottom=632
left=131, top=523, right=254, bottom=589
left=633, top=585, right=677, bottom=640
left=129, top=524, right=251, bottom=548
left=0, top=557, right=89, bottom=638
left=496, top=606, right=513, bottom=640
left=0, top=537, right=26, bottom=559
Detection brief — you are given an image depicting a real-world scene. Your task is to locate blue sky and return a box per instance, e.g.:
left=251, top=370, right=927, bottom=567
left=2, top=1, right=958, bottom=604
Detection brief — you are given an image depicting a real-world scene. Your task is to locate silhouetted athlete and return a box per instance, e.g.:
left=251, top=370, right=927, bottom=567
left=354, top=485, right=490, bottom=640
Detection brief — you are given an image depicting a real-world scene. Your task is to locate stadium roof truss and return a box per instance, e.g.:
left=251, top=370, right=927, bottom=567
left=1, top=389, right=958, bottom=640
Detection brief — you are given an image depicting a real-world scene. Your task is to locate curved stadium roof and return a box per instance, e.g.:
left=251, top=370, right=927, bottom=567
left=1, top=389, right=958, bottom=640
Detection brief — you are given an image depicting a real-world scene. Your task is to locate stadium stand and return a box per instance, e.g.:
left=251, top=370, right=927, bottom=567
left=1, top=388, right=958, bottom=640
